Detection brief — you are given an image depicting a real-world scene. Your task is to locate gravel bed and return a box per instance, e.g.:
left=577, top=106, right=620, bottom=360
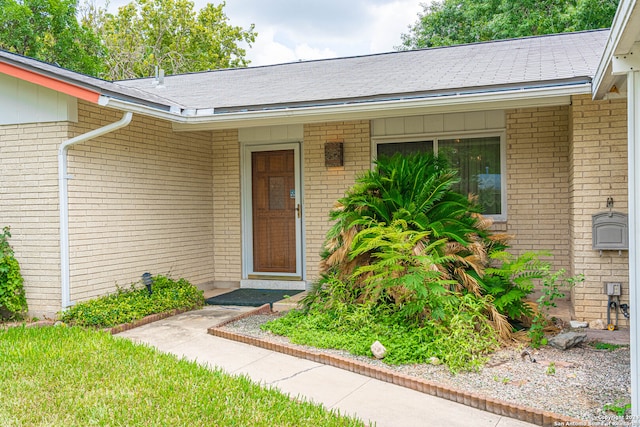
left=220, top=313, right=632, bottom=426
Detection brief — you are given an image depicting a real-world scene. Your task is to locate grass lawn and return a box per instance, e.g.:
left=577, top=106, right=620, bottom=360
left=0, top=326, right=364, bottom=427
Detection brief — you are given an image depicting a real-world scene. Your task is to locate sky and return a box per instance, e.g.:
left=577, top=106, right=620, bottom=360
left=105, top=0, right=426, bottom=67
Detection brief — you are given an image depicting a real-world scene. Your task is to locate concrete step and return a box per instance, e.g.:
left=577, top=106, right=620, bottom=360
left=272, top=291, right=307, bottom=312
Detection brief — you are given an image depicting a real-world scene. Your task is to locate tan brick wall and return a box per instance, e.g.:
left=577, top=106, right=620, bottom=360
left=1, top=121, right=67, bottom=316
left=505, top=106, right=571, bottom=273
left=569, top=94, right=628, bottom=325
left=303, top=121, right=371, bottom=281
left=66, top=102, right=215, bottom=303
left=211, top=129, right=242, bottom=283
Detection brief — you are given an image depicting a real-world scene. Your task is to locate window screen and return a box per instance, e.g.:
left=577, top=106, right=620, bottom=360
left=375, top=136, right=502, bottom=216
left=438, top=137, right=501, bottom=215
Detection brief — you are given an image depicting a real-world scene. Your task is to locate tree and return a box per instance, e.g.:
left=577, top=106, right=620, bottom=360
left=0, top=0, right=105, bottom=76
left=400, top=0, right=619, bottom=49
left=94, top=0, right=256, bottom=80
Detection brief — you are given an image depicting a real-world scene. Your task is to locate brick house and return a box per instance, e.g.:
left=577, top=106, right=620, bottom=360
left=0, top=21, right=635, bottom=332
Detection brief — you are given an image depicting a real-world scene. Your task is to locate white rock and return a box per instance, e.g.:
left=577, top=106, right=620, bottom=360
left=370, top=340, right=387, bottom=359
left=429, top=356, right=441, bottom=365
left=589, top=319, right=606, bottom=330
left=570, top=320, right=588, bottom=328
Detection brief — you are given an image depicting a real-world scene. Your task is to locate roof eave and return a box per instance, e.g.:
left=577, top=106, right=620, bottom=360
left=593, top=0, right=640, bottom=99
left=99, top=82, right=592, bottom=131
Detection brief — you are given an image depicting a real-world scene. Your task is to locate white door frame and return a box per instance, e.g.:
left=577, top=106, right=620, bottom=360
left=241, top=142, right=304, bottom=280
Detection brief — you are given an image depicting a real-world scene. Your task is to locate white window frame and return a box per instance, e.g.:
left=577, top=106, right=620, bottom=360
left=371, top=130, right=507, bottom=222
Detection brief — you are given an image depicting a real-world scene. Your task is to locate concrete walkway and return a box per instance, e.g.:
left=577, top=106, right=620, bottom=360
left=117, top=306, right=536, bottom=427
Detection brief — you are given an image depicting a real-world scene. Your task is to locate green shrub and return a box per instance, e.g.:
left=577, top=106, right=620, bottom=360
left=528, top=269, right=582, bottom=348
left=60, top=275, right=204, bottom=327
left=0, top=226, right=28, bottom=320
left=481, top=251, right=552, bottom=320
left=265, top=292, right=498, bottom=373
left=283, top=152, right=581, bottom=371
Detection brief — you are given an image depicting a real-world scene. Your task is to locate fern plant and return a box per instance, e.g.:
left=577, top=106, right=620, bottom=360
left=481, top=251, right=552, bottom=320
left=0, top=227, right=28, bottom=320
left=349, top=219, right=457, bottom=322
left=310, top=152, right=515, bottom=339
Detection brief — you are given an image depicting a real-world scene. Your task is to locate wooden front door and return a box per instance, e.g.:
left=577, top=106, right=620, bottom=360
left=251, top=150, right=297, bottom=273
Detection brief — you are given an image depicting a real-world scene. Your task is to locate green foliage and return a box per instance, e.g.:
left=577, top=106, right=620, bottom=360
left=0, top=326, right=364, bottom=426
left=94, top=0, right=257, bottom=80
left=546, top=362, right=556, bottom=375
left=482, top=251, right=552, bottom=320
left=327, top=153, right=482, bottom=249
left=603, top=401, right=631, bottom=417
left=291, top=152, right=582, bottom=370
left=350, top=220, right=457, bottom=322
left=60, top=275, right=204, bottom=327
left=0, top=227, right=28, bottom=321
left=528, top=269, right=583, bottom=348
left=400, top=0, right=619, bottom=49
left=265, top=293, right=499, bottom=373
left=590, top=341, right=625, bottom=351
left=0, top=0, right=105, bottom=75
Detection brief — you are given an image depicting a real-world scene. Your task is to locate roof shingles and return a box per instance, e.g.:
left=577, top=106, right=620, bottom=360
left=2, top=29, right=609, bottom=113
left=121, top=30, right=608, bottom=111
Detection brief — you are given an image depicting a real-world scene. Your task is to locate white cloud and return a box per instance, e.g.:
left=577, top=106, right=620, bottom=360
left=104, top=0, right=427, bottom=66
left=366, top=0, right=424, bottom=52
left=294, top=44, right=337, bottom=62
left=246, top=27, right=297, bottom=66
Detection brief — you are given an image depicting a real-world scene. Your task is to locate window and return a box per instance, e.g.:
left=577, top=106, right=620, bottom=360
left=374, top=134, right=505, bottom=219
left=376, top=140, right=433, bottom=158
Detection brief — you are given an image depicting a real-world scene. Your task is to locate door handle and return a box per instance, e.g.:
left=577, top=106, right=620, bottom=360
left=296, top=204, right=301, bottom=219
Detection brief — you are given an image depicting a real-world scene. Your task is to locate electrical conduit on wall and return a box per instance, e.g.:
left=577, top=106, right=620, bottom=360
left=58, top=112, right=133, bottom=308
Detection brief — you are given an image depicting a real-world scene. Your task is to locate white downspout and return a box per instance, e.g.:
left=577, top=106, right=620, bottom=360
left=58, top=112, right=133, bottom=308
left=627, top=69, right=640, bottom=421
left=612, top=46, right=640, bottom=418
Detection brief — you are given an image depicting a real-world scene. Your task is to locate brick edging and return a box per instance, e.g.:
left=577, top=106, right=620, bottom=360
left=208, top=310, right=587, bottom=427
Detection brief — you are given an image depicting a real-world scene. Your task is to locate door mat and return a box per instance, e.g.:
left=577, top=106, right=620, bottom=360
left=205, top=289, right=303, bottom=308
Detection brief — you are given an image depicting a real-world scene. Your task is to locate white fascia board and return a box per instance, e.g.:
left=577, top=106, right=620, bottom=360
left=99, top=83, right=590, bottom=132
left=593, top=0, right=639, bottom=98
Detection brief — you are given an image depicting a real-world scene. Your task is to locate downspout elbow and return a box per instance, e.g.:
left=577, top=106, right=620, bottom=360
left=59, top=111, right=133, bottom=309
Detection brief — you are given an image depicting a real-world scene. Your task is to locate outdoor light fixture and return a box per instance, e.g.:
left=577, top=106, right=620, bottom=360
left=142, top=272, right=153, bottom=295
left=324, top=142, right=344, bottom=167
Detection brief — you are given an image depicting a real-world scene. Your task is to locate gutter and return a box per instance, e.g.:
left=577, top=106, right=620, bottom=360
left=58, top=112, right=133, bottom=308
left=98, top=82, right=592, bottom=130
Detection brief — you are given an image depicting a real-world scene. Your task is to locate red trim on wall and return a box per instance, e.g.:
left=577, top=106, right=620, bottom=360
left=0, top=62, right=100, bottom=103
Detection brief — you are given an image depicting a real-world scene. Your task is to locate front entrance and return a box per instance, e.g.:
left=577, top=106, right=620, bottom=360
left=252, top=149, right=296, bottom=273
left=242, top=143, right=302, bottom=280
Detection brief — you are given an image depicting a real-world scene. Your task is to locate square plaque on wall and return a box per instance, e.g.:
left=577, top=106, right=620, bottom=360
left=324, top=142, right=344, bottom=167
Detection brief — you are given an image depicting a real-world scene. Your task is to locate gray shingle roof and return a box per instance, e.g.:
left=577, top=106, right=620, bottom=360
left=119, top=30, right=609, bottom=112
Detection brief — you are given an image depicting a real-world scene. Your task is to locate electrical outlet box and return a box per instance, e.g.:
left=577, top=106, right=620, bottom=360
left=605, top=282, right=622, bottom=296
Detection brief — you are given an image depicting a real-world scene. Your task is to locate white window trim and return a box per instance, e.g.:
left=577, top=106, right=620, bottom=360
left=371, top=129, right=507, bottom=222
